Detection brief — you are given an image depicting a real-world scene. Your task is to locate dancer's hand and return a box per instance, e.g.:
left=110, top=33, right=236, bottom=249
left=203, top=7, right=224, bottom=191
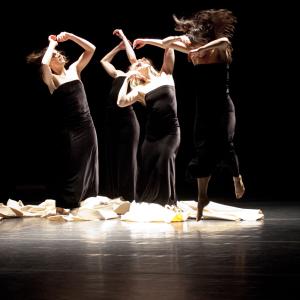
left=49, top=34, right=57, bottom=41
left=48, top=35, right=58, bottom=46
left=113, top=29, right=125, bottom=39
left=56, top=32, right=71, bottom=42
left=133, top=39, right=145, bottom=49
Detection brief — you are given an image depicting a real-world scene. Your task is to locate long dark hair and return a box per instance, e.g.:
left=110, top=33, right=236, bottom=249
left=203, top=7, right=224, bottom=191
left=173, top=9, right=236, bottom=45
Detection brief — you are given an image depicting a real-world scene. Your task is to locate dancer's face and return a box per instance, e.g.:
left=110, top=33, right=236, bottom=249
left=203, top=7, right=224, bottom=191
left=131, top=58, right=151, bottom=71
left=51, top=51, right=67, bottom=65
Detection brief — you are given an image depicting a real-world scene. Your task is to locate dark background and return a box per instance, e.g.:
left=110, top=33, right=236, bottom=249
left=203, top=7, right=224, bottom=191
left=1, top=1, right=293, bottom=203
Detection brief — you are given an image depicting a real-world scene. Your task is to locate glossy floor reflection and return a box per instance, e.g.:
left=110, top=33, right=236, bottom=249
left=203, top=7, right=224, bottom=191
left=1, top=201, right=300, bottom=300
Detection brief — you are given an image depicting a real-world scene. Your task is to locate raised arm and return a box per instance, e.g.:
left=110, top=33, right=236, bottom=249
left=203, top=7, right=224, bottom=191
left=133, top=38, right=165, bottom=50
left=101, top=29, right=138, bottom=78
left=41, top=35, right=58, bottom=91
left=133, top=36, right=190, bottom=54
left=131, top=38, right=176, bottom=74
left=189, top=37, right=230, bottom=54
left=162, top=35, right=191, bottom=53
left=100, top=42, right=126, bottom=78
left=56, top=32, right=96, bottom=73
left=113, top=29, right=137, bottom=64
left=161, top=48, right=175, bottom=74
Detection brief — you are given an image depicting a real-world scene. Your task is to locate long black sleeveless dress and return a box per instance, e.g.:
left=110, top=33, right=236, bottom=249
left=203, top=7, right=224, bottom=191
left=100, top=76, right=140, bottom=201
left=136, top=85, right=180, bottom=206
left=187, top=63, right=240, bottom=178
left=50, top=80, right=99, bottom=209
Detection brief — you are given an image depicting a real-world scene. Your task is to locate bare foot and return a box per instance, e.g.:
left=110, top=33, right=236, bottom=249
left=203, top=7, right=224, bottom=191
left=233, top=175, right=245, bottom=199
left=197, top=197, right=209, bottom=221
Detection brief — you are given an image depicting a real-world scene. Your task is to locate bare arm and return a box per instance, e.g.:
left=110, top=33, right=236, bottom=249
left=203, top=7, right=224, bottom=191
left=101, top=29, right=137, bottom=78
left=41, top=35, right=58, bottom=90
left=161, top=48, right=175, bottom=74
left=133, top=37, right=190, bottom=54
left=189, top=37, right=230, bottom=54
left=162, top=35, right=191, bottom=54
left=117, top=74, right=145, bottom=107
left=56, top=32, right=96, bottom=73
left=100, top=42, right=125, bottom=78
left=113, top=29, right=137, bottom=64
left=133, top=38, right=165, bottom=50
left=131, top=38, right=176, bottom=74
left=132, top=38, right=175, bottom=74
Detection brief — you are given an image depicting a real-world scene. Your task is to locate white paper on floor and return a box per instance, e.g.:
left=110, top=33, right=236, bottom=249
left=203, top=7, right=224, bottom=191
left=1, top=197, right=264, bottom=223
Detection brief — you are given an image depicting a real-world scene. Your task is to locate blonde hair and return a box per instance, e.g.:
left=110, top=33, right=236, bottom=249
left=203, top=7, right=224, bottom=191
left=129, top=57, right=159, bottom=88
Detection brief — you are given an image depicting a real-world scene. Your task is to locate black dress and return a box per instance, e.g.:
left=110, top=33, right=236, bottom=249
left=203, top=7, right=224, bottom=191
left=136, top=85, right=180, bottom=206
left=100, top=76, right=140, bottom=201
left=49, top=80, right=99, bottom=208
left=187, top=63, right=240, bottom=178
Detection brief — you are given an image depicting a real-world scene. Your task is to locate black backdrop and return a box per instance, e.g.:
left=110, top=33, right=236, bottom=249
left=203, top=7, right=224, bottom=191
left=1, top=1, right=293, bottom=202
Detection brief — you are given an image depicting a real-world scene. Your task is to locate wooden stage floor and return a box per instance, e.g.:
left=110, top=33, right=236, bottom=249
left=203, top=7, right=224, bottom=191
left=1, top=200, right=299, bottom=299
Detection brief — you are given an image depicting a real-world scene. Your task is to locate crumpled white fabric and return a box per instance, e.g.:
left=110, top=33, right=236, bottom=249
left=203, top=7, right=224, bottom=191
left=0, top=196, right=129, bottom=222
left=177, top=201, right=264, bottom=221
left=0, top=197, right=264, bottom=223
left=0, top=199, right=57, bottom=218
left=121, top=201, right=189, bottom=223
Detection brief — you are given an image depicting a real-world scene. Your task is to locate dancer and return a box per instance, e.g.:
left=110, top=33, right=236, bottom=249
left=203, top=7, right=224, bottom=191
left=133, top=9, right=245, bottom=220
left=100, top=29, right=140, bottom=201
left=117, top=46, right=180, bottom=206
left=26, top=32, right=99, bottom=212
